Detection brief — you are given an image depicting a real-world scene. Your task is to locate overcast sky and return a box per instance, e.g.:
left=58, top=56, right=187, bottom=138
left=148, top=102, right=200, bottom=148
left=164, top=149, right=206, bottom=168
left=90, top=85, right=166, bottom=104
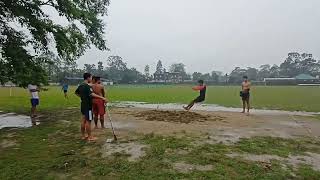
left=77, top=0, right=320, bottom=73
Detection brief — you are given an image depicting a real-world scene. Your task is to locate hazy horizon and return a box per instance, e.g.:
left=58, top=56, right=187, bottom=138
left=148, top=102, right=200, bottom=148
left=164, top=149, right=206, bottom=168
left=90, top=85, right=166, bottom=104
left=77, top=0, right=320, bottom=74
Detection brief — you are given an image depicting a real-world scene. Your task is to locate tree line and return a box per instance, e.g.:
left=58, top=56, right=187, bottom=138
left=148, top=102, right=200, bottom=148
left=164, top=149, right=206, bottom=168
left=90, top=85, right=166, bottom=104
left=46, top=52, right=320, bottom=84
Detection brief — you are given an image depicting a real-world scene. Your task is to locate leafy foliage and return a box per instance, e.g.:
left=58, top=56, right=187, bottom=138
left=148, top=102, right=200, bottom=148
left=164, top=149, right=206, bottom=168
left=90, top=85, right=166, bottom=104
left=0, top=0, right=109, bottom=86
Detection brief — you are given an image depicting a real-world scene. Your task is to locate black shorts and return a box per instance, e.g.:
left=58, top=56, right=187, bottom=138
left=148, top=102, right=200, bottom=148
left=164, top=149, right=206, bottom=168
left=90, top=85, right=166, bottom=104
left=194, top=96, right=205, bottom=103
left=241, top=92, right=250, bottom=101
left=81, top=109, right=93, bottom=121
left=63, top=90, right=68, bottom=93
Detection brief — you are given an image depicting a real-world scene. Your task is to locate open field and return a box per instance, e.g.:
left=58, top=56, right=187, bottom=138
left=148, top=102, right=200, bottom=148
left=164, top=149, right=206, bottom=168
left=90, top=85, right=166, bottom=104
left=1, top=108, right=320, bottom=179
left=0, top=85, right=320, bottom=113
left=1, top=85, right=320, bottom=179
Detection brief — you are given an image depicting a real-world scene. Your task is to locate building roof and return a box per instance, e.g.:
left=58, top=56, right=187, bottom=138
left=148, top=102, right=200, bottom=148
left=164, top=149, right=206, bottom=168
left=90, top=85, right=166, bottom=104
left=294, top=74, right=316, bottom=80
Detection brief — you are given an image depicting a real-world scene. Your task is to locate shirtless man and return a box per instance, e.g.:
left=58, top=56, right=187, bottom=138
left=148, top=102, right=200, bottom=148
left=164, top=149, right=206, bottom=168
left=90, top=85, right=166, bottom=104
left=241, top=76, right=251, bottom=114
left=75, top=73, right=106, bottom=141
left=92, top=76, right=107, bottom=128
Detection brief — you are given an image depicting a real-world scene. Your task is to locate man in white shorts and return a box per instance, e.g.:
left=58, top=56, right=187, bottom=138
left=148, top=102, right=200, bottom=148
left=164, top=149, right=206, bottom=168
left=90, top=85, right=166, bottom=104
left=28, top=83, right=40, bottom=118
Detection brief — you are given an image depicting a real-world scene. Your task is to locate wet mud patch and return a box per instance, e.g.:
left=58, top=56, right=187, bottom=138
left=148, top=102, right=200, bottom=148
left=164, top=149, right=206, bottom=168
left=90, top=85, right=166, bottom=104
left=101, top=141, right=148, bottom=161
left=0, top=139, right=18, bottom=149
left=135, top=110, right=224, bottom=124
left=173, top=161, right=213, bottom=173
left=227, top=152, right=320, bottom=171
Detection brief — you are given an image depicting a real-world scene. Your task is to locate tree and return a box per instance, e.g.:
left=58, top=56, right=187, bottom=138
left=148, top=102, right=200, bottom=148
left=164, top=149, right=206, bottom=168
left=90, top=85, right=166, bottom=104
left=246, top=67, right=258, bottom=81
left=156, top=60, right=163, bottom=74
left=0, top=0, right=110, bottom=86
left=106, top=56, right=127, bottom=82
left=84, top=64, right=96, bottom=74
left=107, top=56, right=127, bottom=71
left=144, top=65, right=150, bottom=78
left=169, top=63, right=188, bottom=80
left=211, top=71, right=219, bottom=83
left=269, top=65, right=280, bottom=78
left=258, top=64, right=271, bottom=80
left=228, top=67, right=247, bottom=83
left=192, top=72, right=202, bottom=81
left=200, top=73, right=211, bottom=81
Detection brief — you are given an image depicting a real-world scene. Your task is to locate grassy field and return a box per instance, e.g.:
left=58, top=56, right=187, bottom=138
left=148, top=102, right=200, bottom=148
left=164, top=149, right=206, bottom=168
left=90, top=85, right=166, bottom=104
left=1, top=85, right=320, bottom=179
left=1, top=110, right=320, bottom=179
left=0, top=85, right=320, bottom=113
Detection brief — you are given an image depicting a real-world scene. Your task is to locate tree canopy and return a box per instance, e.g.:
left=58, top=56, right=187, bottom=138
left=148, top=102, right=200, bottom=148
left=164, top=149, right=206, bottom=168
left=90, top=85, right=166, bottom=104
left=0, top=0, right=109, bottom=86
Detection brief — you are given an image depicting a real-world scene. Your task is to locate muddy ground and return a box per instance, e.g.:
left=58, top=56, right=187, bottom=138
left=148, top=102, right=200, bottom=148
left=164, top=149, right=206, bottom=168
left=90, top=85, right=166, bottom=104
left=92, top=107, right=320, bottom=174
left=109, top=108, right=320, bottom=142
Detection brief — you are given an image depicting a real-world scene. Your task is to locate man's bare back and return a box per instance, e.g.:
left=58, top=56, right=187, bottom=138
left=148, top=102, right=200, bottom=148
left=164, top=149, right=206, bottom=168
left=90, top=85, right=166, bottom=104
left=92, top=83, right=105, bottom=97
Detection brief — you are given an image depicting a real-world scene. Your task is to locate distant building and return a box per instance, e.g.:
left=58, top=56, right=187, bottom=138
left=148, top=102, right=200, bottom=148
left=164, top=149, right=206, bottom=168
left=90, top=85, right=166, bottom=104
left=65, top=77, right=113, bottom=85
left=264, top=73, right=319, bottom=85
left=153, top=71, right=183, bottom=83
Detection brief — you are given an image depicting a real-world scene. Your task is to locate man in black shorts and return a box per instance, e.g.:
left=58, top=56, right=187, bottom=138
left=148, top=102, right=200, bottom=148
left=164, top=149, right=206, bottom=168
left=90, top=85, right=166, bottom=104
left=240, top=76, right=251, bottom=114
left=75, top=73, right=106, bottom=141
left=183, top=80, right=207, bottom=110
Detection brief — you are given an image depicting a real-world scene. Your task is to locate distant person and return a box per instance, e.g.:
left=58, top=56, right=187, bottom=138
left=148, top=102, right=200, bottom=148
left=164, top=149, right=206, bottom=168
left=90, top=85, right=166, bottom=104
left=62, top=82, right=69, bottom=99
left=240, top=76, right=251, bottom=114
left=92, top=76, right=107, bottom=129
left=28, top=83, right=40, bottom=118
left=75, top=73, right=106, bottom=141
left=183, top=80, right=207, bottom=110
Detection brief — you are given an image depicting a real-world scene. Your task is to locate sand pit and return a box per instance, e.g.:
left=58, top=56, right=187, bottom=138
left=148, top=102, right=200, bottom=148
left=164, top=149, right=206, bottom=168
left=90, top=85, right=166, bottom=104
left=134, top=110, right=224, bottom=124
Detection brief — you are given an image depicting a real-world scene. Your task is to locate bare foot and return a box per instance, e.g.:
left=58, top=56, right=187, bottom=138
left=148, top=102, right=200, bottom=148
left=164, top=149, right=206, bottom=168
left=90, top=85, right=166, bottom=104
left=241, top=111, right=245, bottom=113
left=87, top=136, right=97, bottom=141
left=94, top=126, right=98, bottom=129
left=81, top=136, right=88, bottom=140
left=183, top=106, right=188, bottom=110
left=101, top=126, right=105, bottom=129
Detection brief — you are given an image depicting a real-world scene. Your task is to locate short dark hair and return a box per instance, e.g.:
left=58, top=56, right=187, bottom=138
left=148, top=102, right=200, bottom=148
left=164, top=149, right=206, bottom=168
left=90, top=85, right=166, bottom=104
left=83, top=73, right=92, bottom=80
left=198, top=80, right=204, bottom=84
left=243, top=76, right=248, bottom=79
left=94, top=76, right=101, bottom=81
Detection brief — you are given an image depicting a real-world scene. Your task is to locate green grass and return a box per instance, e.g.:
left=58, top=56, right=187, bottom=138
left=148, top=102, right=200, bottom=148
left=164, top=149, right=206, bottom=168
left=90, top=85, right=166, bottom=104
left=1, top=111, right=319, bottom=179
left=1, top=85, right=320, bottom=113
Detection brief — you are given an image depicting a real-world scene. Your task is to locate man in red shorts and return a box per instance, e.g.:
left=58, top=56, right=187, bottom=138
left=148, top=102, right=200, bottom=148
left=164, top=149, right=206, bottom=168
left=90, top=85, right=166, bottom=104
left=92, top=76, right=107, bottom=128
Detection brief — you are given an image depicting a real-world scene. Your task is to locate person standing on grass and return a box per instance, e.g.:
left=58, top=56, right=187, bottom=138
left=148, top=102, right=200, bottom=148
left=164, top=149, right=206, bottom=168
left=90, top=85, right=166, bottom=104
left=240, top=76, right=251, bottom=114
left=92, top=76, right=107, bottom=129
left=28, top=83, right=40, bottom=118
left=62, top=82, right=69, bottom=99
left=183, top=80, right=207, bottom=111
left=75, top=73, right=106, bottom=141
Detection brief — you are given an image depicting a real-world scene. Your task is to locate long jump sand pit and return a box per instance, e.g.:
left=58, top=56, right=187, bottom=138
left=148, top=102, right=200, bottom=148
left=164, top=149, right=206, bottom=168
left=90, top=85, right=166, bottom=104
left=134, top=110, right=224, bottom=123
left=110, top=107, right=320, bottom=142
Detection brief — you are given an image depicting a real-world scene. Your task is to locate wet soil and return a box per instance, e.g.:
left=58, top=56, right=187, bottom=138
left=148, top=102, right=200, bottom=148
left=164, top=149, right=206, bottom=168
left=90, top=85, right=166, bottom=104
left=134, top=110, right=224, bottom=124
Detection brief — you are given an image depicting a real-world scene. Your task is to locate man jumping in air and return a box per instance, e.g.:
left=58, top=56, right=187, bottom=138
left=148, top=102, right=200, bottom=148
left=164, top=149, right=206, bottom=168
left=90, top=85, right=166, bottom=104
left=240, top=76, right=251, bottom=114
left=183, top=80, right=206, bottom=110
left=92, top=76, right=107, bottom=129
left=75, top=73, right=106, bottom=141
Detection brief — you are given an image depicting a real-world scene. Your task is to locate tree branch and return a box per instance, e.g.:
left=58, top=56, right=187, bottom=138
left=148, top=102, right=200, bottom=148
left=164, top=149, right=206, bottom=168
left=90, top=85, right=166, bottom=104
left=39, top=0, right=54, bottom=6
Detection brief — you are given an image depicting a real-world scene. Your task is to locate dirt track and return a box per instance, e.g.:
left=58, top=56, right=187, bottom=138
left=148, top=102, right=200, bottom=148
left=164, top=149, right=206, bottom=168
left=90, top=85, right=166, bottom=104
left=108, top=108, right=320, bottom=143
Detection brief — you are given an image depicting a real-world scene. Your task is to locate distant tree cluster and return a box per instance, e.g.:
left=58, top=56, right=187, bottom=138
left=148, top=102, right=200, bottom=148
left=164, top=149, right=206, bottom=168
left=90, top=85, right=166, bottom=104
left=45, top=52, right=320, bottom=85
left=227, top=52, right=320, bottom=83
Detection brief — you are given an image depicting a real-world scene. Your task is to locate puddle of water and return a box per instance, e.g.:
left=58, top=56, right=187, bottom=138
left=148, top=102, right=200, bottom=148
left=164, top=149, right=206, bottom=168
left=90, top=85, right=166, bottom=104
left=0, top=113, right=38, bottom=129
left=111, top=101, right=319, bottom=116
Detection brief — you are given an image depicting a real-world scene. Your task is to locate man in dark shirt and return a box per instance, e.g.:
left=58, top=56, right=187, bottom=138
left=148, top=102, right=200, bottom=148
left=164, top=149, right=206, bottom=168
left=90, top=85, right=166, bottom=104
left=75, top=73, right=106, bottom=141
left=183, top=80, right=207, bottom=111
